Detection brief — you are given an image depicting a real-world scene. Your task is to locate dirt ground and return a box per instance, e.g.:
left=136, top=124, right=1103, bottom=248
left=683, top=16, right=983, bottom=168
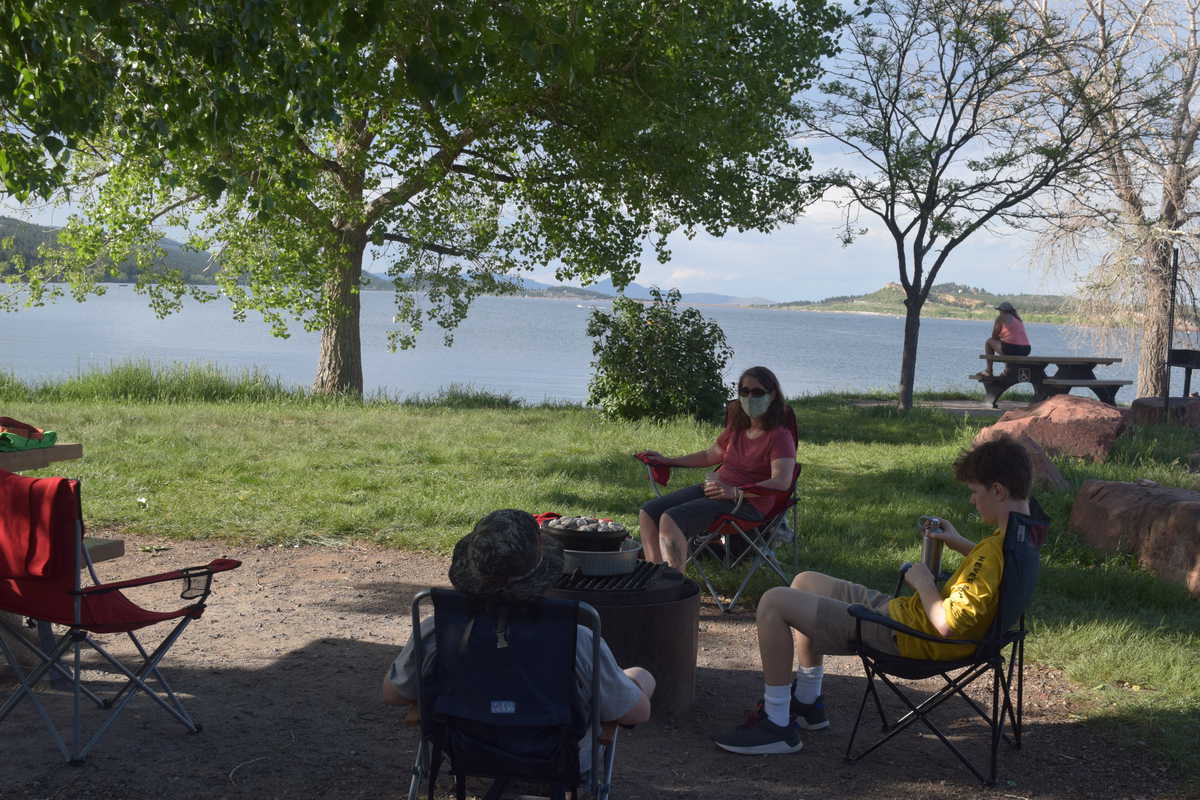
left=1, top=533, right=1186, bottom=800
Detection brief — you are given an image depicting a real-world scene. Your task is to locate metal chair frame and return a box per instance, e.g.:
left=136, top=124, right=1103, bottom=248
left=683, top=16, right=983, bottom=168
left=642, top=461, right=800, bottom=612
left=0, top=477, right=237, bottom=763
left=843, top=609, right=1027, bottom=785
left=843, top=508, right=1045, bottom=785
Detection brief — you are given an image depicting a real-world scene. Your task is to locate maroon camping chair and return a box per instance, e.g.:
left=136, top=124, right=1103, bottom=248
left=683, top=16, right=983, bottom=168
left=0, top=469, right=240, bottom=762
left=635, top=404, right=801, bottom=612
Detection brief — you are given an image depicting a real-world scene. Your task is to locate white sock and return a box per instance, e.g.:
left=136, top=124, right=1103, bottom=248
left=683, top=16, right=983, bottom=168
left=763, top=683, right=792, bottom=727
left=793, top=665, right=823, bottom=705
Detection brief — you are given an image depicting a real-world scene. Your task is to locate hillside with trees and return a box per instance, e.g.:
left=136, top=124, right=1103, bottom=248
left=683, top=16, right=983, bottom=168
left=771, top=282, right=1072, bottom=322
left=1, top=215, right=212, bottom=284
left=1, top=216, right=401, bottom=289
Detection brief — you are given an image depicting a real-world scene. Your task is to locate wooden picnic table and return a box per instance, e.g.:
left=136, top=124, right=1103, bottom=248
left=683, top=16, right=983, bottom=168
left=971, top=354, right=1131, bottom=408
left=0, top=443, right=84, bottom=473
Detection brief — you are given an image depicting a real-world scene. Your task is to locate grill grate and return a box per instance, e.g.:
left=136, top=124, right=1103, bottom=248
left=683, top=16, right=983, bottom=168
left=554, top=561, right=664, bottom=592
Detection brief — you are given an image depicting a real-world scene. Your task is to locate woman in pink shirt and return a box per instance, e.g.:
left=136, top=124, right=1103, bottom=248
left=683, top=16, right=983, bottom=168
left=636, top=366, right=797, bottom=570
left=973, top=301, right=1031, bottom=379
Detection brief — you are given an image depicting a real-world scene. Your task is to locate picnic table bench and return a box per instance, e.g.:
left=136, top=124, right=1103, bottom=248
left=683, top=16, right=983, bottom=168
left=970, top=355, right=1131, bottom=408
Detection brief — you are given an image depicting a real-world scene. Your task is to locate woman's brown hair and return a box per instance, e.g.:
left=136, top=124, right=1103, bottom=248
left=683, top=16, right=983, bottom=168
left=727, top=366, right=787, bottom=432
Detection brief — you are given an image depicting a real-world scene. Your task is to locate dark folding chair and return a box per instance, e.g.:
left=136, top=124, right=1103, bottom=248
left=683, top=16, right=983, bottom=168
left=636, top=404, right=801, bottom=612
left=408, top=588, right=617, bottom=800
left=0, top=470, right=241, bottom=763
left=843, top=503, right=1048, bottom=785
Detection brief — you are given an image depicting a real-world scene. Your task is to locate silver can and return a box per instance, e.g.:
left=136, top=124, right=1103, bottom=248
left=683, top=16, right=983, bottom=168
left=918, top=516, right=944, bottom=576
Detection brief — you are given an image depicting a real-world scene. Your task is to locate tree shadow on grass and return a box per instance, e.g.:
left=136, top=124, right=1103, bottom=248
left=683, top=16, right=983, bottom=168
left=522, top=445, right=1197, bottom=646
left=529, top=451, right=673, bottom=519
left=793, top=402, right=987, bottom=448
left=532, top=450, right=651, bottom=486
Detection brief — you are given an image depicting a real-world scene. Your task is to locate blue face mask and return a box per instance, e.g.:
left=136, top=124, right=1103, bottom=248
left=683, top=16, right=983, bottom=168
left=740, top=392, right=773, bottom=419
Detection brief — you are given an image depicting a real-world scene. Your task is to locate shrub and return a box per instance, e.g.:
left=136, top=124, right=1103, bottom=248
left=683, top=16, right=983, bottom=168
left=586, top=288, right=732, bottom=422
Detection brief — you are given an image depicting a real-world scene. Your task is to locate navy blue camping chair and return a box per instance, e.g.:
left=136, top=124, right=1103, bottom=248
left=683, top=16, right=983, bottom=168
left=844, top=502, right=1048, bottom=785
left=408, top=588, right=616, bottom=800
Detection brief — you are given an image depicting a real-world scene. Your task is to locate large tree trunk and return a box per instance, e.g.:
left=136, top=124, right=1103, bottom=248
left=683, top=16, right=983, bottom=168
left=1135, top=240, right=1174, bottom=398
left=898, top=293, right=924, bottom=410
left=313, top=234, right=366, bottom=397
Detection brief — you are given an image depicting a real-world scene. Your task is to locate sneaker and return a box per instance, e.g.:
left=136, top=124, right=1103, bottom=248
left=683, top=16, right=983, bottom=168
left=714, top=710, right=803, bottom=755
left=753, top=692, right=830, bottom=731
left=792, top=695, right=830, bottom=731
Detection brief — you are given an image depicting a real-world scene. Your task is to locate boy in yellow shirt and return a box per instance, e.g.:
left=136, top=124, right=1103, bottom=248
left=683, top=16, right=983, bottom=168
left=714, top=435, right=1031, bottom=755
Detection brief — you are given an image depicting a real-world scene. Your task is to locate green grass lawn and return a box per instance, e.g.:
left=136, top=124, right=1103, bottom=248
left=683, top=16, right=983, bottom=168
left=4, top=368, right=1199, bottom=782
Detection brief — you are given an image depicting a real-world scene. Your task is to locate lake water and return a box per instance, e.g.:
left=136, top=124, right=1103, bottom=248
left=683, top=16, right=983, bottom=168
left=0, top=284, right=1174, bottom=403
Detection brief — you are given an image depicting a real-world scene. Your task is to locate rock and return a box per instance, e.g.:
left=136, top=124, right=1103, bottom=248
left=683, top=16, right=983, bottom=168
left=977, top=394, right=1127, bottom=462
left=972, top=428, right=1069, bottom=491
left=1130, top=396, right=1200, bottom=428
left=1069, top=480, right=1200, bottom=597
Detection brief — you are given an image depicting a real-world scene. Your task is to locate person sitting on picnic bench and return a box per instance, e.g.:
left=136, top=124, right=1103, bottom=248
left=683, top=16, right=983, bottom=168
left=712, top=435, right=1032, bottom=755
left=635, top=366, right=797, bottom=571
left=382, top=509, right=656, bottom=764
left=972, top=301, right=1031, bottom=379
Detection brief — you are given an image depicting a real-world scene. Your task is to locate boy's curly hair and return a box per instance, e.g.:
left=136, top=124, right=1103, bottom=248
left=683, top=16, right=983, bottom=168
left=953, top=435, right=1032, bottom=499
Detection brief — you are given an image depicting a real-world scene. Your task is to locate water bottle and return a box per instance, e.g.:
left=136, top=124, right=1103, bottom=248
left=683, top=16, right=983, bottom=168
left=918, top=516, right=945, bottom=576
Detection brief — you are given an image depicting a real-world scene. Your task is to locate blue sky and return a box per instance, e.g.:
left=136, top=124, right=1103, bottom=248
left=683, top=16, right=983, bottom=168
left=531, top=198, right=1078, bottom=303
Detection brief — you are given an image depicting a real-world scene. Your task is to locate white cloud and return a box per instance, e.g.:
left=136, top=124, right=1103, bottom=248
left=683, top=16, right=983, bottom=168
left=669, top=267, right=737, bottom=283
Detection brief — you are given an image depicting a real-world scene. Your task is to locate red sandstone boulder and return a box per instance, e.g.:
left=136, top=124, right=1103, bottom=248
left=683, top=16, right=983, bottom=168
left=1069, top=480, right=1200, bottom=597
left=979, top=394, right=1127, bottom=462
left=972, top=428, right=1068, bottom=491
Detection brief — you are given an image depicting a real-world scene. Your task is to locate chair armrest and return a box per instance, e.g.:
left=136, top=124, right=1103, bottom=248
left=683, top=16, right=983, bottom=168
left=847, top=604, right=979, bottom=647
left=77, top=558, right=241, bottom=597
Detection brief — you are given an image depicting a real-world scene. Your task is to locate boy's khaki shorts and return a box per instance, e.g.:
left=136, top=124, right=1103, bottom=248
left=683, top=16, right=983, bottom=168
left=801, top=576, right=902, bottom=657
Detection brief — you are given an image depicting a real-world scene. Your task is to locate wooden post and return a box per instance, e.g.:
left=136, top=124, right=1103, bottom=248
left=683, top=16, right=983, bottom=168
left=1161, top=246, right=1180, bottom=423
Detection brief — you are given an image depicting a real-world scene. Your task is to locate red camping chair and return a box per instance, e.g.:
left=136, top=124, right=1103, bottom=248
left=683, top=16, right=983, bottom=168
left=635, top=404, right=801, bottom=612
left=0, top=470, right=240, bottom=763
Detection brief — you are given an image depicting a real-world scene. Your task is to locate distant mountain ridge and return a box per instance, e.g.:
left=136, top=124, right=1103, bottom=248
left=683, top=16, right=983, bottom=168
left=3, top=215, right=1066, bottom=313
left=503, top=276, right=772, bottom=305
left=2, top=215, right=766, bottom=303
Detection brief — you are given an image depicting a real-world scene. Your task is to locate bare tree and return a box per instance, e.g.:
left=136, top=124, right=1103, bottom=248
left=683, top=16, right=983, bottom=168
left=799, top=0, right=1113, bottom=410
left=1024, top=0, right=1200, bottom=397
